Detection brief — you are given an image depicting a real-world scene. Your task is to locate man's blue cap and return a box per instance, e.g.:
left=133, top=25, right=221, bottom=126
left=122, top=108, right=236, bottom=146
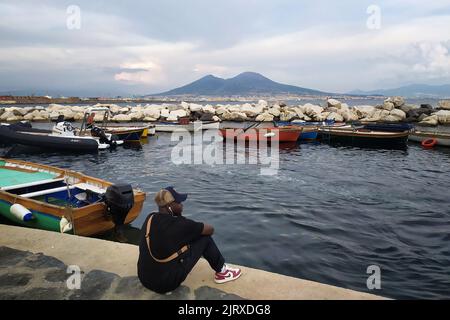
left=165, top=186, right=188, bottom=203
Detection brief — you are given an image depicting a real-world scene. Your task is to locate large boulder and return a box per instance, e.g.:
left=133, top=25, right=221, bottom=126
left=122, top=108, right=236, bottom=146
left=167, top=109, right=188, bottom=122
left=326, top=112, right=344, bottom=122
left=438, top=100, right=450, bottom=110
left=143, top=117, right=158, bottom=122
left=143, top=108, right=161, bottom=119
left=221, top=111, right=248, bottom=121
left=108, top=104, right=121, bottom=114
left=6, top=115, right=23, bottom=122
left=406, top=106, right=433, bottom=121
left=38, top=110, right=49, bottom=120
left=267, top=107, right=281, bottom=117
left=180, top=101, right=190, bottom=110
left=280, top=111, right=297, bottom=122
left=240, top=104, right=260, bottom=118
left=119, top=107, right=130, bottom=114
left=354, top=105, right=376, bottom=119
left=229, top=112, right=248, bottom=122
left=340, top=109, right=359, bottom=122
left=435, top=110, right=450, bottom=124
left=74, top=112, right=85, bottom=121
left=385, top=97, right=405, bottom=108
left=389, top=109, right=406, bottom=121
left=23, top=110, right=40, bottom=121
left=16, top=108, right=29, bottom=116
left=303, top=103, right=324, bottom=118
left=202, top=105, right=216, bottom=114
left=291, top=107, right=305, bottom=119
left=215, top=105, right=228, bottom=116
left=189, top=103, right=203, bottom=113
left=160, top=108, right=170, bottom=119
left=47, top=104, right=66, bottom=112
left=71, top=106, right=86, bottom=113
left=380, top=101, right=395, bottom=111
left=165, top=104, right=182, bottom=112
left=112, top=114, right=132, bottom=122
left=400, top=104, right=419, bottom=113
left=255, top=112, right=274, bottom=122
left=257, top=100, right=268, bottom=109
left=62, top=110, right=75, bottom=121
left=129, top=112, right=144, bottom=121
left=362, top=109, right=389, bottom=122
left=419, top=115, right=438, bottom=126
left=5, top=107, right=24, bottom=116
left=327, top=99, right=342, bottom=109
left=383, top=115, right=402, bottom=122
left=49, top=111, right=61, bottom=121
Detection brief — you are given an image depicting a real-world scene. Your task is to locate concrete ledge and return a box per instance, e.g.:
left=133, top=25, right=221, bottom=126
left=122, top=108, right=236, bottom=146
left=0, top=225, right=386, bottom=300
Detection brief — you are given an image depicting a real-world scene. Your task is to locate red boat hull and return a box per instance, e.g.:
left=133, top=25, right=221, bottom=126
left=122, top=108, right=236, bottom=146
left=219, top=127, right=302, bottom=142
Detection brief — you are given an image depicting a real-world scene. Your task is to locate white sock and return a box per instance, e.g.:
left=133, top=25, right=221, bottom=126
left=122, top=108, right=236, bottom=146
left=220, top=264, right=227, bottom=273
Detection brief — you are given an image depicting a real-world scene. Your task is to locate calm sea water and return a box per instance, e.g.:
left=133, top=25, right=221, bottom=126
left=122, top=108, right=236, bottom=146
left=1, top=121, right=450, bottom=299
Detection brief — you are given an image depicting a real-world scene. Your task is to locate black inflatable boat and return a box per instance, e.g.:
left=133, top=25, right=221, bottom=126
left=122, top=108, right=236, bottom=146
left=0, top=124, right=105, bottom=152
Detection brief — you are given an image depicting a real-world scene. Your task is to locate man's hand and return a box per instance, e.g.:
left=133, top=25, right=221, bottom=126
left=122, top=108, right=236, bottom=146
left=201, top=223, right=214, bottom=236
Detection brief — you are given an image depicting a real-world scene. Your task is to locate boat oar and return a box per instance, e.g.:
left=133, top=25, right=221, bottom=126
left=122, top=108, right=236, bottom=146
left=243, top=122, right=259, bottom=132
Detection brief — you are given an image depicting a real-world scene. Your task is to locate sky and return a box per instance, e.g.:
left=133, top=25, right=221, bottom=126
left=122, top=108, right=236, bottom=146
left=1, top=0, right=450, bottom=96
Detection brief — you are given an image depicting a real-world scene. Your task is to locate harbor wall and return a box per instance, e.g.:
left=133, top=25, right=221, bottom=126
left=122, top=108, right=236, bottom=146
left=0, top=225, right=386, bottom=300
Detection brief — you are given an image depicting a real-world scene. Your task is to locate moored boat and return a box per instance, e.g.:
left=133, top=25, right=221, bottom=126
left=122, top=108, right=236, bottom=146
left=154, top=121, right=220, bottom=132
left=0, top=124, right=114, bottom=152
left=409, top=131, right=450, bottom=147
left=0, top=158, right=146, bottom=236
left=219, top=126, right=302, bottom=143
left=318, top=127, right=409, bottom=147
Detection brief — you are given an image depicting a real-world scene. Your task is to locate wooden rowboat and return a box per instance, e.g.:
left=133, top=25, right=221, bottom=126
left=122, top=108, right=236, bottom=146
left=318, top=127, right=409, bottom=147
left=154, top=121, right=220, bottom=132
left=0, top=158, right=146, bottom=237
left=104, top=125, right=156, bottom=140
left=219, top=126, right=302, bottom=142
left=409, top=131, right=450, bottom=147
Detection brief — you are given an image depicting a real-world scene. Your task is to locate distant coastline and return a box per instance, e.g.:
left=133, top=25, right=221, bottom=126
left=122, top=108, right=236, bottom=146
left=0, top=94, right=384, bottom=106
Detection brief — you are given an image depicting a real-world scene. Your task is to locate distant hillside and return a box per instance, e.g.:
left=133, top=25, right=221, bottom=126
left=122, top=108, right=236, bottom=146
left=349, top=84, right=450, bottom=98
left=151, top=72, right=329, bottom=96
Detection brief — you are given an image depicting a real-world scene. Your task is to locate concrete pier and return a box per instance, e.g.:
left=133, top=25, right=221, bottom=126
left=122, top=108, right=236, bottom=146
left=0, top=225, right=385, bottom=300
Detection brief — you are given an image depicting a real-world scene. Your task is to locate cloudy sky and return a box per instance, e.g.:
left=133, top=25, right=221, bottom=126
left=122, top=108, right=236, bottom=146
left=1, top=0, right=450, bottom=96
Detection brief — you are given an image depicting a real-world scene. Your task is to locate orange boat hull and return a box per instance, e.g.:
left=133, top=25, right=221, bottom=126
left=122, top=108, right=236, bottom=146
left=219, top=127, right=301, bottom=142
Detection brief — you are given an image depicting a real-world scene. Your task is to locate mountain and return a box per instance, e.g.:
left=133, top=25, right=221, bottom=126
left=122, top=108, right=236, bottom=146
left=348, top=84, right=450, bottom=98
left=151, top=72, right=329, bottom=96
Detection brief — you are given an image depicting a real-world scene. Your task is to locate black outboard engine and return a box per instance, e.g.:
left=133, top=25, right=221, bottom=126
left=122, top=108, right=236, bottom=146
left=105, top=183, right=135, bottom=227
left=91, top=126, right=117, bottom=148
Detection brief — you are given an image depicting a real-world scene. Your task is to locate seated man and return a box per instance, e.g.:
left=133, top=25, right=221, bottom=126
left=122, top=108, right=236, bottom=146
left=137, top=187, right=242, bottom=294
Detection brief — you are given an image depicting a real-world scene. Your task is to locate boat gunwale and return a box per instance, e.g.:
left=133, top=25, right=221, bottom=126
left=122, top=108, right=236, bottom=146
left=0, top=158, right=146, bottom=215
left=318, top=129, right=410, bottom=138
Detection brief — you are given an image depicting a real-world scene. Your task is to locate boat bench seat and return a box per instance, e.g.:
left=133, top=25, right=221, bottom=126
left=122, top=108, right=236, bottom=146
left=21, top=186, right=76, bottom=198
left=0, top=178, right=65, bottom=192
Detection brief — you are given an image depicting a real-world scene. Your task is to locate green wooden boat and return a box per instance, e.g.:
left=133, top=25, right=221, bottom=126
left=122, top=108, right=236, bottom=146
left=0, top=158, right=146, bottom=236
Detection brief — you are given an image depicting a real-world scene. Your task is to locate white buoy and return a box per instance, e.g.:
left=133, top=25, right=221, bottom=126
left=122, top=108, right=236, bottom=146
left=59, top=217, right=73, bottom=233
left=10, top=204, right=33, bottom=222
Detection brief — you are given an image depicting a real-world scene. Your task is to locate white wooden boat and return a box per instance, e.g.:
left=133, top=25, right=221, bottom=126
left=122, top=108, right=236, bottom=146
left=154, top=121, right=220, bottom=132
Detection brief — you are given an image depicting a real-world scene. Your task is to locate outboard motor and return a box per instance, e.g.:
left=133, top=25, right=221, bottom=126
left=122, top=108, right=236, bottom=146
left=52, top=121, right=76, bottom=136
left=105, top=183, right=134, bottom=227
left=91, top=126, right=117, bottom=148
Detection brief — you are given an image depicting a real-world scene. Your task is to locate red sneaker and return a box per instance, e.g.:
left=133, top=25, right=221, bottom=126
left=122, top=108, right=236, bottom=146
left=214, top=264, right=242, bottom=284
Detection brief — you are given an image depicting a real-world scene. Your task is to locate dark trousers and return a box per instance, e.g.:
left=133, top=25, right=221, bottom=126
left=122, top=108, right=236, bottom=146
left=139, top=236, right=225, bottom=294
left=179, top=236, right=225, bottom=279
